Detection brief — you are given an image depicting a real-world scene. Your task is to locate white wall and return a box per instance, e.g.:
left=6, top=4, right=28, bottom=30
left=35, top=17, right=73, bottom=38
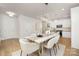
left=0, top=14, right=19, bottom=39
left=18, top=15, right=42, bottom=38
left=0, top=14, right=42, bottom=39
left=0, top=14, right=2, bottom=39
left=71, top=7, right=79, bottom=49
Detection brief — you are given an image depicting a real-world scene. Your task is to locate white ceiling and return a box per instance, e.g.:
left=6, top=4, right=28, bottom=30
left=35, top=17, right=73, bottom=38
left=0, top=3, right=79, bottom=20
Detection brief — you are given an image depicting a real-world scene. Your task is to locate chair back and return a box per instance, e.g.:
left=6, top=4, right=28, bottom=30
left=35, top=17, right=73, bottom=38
left=54, top=34, right=60, bottom=44
left=19, top=39, right=29, bottom=55
left=19, top=39, right=39, bottom=55
left=47, top=38, right=56, bottom=49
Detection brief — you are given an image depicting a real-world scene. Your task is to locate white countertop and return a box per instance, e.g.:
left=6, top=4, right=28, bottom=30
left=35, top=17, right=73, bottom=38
left=55, top=27, right=71, bottom=32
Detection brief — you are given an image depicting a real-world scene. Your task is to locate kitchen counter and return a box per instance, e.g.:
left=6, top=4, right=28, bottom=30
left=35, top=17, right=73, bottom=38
left=50, top=27, right=71, bottom=38
left=55, top=27, right=71, bottom=32
left=55, top=27, right=71, bottom=38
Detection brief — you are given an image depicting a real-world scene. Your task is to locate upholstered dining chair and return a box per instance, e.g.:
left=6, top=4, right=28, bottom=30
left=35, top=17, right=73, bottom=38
left=19, top=38, right=40, bottom=56
left=43, top=37, right=56, bottom=56
left=54, top=32, right=60, bottom=54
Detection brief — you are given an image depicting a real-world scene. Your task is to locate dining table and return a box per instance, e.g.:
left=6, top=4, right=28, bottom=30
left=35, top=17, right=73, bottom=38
left=24, top=32, right=57, bottom=55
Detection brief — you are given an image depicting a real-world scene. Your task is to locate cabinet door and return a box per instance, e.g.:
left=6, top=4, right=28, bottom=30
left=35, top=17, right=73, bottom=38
left=71, top=7, right=79, bottom=49
left=62, top=32, right=71, bottom=38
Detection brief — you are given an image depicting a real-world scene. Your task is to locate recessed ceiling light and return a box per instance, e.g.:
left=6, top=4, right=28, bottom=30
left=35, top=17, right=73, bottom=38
left=6, top=11, right=16, bottom=17
left=61, top=8, right=65, bottom=11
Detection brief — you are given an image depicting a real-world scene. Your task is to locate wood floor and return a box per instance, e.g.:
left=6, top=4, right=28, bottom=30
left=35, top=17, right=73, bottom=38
left=0, top=37, right=79, bottom=56
left=0, top=38, right=21, bottom=56
left=59, top=37, right=79, bottom=56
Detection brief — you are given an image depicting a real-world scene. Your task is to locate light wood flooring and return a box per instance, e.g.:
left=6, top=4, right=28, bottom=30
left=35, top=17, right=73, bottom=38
left=0, top=38, right=21, bottom=56
left=59, top=37, right=79, bottom=56
left=0, top=37, right=79, bottom=56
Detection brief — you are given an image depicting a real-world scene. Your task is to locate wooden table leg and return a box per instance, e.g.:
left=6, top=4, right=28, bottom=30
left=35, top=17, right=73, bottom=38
left=38, top=44, right=41, bottom=56
left=38, top=43, right=44, bottom=56
left=41, top=43, right=43, bottom=56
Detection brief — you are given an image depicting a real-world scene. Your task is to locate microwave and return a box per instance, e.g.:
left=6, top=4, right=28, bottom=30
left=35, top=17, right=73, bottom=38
left=56, top=25, right=62, bottom=28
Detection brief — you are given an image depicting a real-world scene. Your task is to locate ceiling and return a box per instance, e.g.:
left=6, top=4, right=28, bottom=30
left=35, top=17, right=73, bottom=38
left=0, top=3, right=79, bottom=20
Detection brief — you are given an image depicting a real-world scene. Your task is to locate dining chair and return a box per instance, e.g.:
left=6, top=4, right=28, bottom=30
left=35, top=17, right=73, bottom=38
left=54, top=33, right=60, bottom=54
left=19, top=39, right=40, bottom=56
left=43, top=38, right=56, bottom=56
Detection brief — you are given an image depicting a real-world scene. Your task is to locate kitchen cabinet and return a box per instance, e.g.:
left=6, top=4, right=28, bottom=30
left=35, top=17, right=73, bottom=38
left=62, top=31, right=71, bottom=38
left=56, top=28, right=71, bottom=38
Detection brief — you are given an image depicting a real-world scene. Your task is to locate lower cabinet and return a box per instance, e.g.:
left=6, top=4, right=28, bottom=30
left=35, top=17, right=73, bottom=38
left=62, top=32, right=71, bottom=38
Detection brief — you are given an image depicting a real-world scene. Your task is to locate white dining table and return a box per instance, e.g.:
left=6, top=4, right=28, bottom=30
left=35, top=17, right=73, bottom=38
left=24, top=32, right=56, bottom=55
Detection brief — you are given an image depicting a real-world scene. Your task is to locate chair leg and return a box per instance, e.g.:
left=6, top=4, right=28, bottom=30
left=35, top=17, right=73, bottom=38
left=38, top=49, right=41, bottom=56
left=56, top=44, right=58, bottom=55
left=38, top=48, right=41, bottom=56
left=53, top=47, right=56, bottom=56
left=20, top=50, right=22, bottom=56
left=54, top=44, right=58, bottom=56
left=55, top=44, right=57, bottom=54
left=49, top=49, right=52, bottom=56
left=57, top=43, right=60, bottom=49
left=20, top=50, right=29, bottom=56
